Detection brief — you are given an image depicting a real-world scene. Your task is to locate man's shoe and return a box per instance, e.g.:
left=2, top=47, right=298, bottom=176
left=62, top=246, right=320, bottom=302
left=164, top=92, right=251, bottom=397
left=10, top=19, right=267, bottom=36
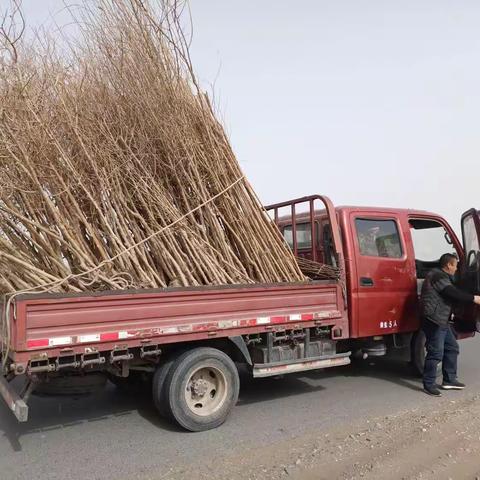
left=441, top=380, right=466, bottom=390
left=423, top=385, right=442, bottom=397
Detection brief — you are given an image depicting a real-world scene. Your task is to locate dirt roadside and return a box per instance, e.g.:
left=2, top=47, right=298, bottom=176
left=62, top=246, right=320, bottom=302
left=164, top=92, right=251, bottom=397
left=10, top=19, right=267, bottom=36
left=158, top=392, right=480, bottom=480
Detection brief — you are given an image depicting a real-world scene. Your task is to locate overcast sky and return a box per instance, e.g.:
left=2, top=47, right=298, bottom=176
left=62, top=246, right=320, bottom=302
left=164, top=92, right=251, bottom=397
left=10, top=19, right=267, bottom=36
left=20, top=1, right=480, bottom=234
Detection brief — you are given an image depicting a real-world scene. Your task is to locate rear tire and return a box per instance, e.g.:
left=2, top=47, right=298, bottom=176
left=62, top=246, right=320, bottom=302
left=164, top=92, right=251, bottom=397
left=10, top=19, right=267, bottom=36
left=152, top=358, right=176, bottom=418
left=161, top=347, right=240, bottom=432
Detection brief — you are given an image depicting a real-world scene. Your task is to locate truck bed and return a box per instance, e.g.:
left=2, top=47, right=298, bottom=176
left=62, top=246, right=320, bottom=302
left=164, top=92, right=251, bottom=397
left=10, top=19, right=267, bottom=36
left=4, top=281, right=347, bottom=369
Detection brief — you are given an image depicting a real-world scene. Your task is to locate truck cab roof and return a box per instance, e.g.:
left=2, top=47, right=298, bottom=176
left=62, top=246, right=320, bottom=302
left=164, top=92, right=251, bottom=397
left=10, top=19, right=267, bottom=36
left=277, top=205, right=445, bottom=225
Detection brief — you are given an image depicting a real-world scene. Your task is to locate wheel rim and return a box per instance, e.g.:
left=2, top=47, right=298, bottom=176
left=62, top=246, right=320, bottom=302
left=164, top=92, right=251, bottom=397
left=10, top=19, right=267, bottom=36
left=184, top=365, right=227, bottom=416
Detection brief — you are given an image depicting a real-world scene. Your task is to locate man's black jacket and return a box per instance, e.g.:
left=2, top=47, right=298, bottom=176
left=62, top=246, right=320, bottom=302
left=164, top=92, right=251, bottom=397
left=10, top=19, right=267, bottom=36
left=420, top=268, right=473, bottom=327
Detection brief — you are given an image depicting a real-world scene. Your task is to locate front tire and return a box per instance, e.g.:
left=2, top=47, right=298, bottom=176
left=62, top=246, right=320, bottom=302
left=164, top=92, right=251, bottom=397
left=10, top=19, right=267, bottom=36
left=411, top=329, right=426, bottom=376
left=411, top=329, right=441, bottom=377
left=161, top=347, right=240, bottom=432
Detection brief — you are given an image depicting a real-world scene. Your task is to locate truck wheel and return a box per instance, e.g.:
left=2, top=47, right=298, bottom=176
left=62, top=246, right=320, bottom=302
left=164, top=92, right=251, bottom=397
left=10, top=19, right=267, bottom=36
left=411, top=330, right=441, bottom=377
left=152, top=358, right=176, bottom=418
left=161, top=347, right=240, bottom=432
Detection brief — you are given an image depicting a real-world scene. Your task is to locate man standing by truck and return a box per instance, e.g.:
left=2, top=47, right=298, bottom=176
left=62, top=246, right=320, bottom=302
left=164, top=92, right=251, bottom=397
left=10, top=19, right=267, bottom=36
left=420, top=253, right=480, bottom=397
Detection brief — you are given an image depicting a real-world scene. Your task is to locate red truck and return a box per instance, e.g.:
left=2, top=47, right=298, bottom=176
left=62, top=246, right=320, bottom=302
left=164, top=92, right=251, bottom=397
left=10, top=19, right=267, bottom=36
left=1, top=195, right=479, bottom=431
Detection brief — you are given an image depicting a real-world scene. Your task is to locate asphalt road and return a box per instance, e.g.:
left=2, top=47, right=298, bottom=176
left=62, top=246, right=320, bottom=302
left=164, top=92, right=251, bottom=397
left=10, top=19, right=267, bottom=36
left=1, top=336, right=479, bottom=480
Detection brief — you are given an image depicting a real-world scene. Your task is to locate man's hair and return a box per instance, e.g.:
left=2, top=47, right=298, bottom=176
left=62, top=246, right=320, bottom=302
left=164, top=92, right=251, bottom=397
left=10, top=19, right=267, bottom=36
left=439, top=253, right=458, bottom=268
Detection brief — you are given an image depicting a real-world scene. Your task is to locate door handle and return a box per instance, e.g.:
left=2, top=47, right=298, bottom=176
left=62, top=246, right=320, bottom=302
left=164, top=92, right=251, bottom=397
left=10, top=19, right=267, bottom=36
left=360, top=277, right=374, bottom=287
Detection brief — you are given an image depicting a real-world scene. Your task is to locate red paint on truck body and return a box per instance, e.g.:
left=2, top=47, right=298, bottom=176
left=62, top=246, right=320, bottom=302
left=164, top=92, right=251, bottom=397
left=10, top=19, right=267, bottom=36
left=8, top=282, right=347, bottom=364
left=337, top=206, right=464, bottom=338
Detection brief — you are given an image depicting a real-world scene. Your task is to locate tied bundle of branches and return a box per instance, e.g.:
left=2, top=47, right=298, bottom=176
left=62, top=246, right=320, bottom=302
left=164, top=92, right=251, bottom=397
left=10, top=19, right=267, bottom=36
left=295, top=257, right=341, bottom=281
left=0, top=0, right=305, bottom=295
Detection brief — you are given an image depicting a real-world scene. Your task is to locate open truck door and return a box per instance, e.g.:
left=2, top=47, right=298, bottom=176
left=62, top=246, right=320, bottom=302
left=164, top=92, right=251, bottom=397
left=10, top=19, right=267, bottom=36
left=455, top=208, right=480, bottom=333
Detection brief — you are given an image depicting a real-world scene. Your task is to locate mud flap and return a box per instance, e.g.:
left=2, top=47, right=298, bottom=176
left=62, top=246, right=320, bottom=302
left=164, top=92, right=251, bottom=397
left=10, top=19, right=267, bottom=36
left=0, top=375, right=28, bottom=422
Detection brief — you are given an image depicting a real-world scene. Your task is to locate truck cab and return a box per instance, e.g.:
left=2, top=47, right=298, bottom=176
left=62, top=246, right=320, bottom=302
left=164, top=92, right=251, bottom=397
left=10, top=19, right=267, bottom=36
left=268, top=196, right=480, bottom=365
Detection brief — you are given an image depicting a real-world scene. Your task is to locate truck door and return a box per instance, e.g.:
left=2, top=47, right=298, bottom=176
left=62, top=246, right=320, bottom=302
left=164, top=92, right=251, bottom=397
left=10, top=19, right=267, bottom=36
left=456, top=209, right=480, bottom=332
left=351, top=214, right=417, bottom=337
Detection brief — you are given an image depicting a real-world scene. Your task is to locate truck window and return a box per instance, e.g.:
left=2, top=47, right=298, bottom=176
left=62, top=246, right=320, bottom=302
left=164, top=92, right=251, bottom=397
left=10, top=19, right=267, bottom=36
left=409, top=218, right=457, bottom=278
left=355, top=219, right=402, bottom=258
left=463, top=215, right=480, bottom=261
left=283, top=222, right=315, bottom=250
left=322, top=222, right=337, bottom=267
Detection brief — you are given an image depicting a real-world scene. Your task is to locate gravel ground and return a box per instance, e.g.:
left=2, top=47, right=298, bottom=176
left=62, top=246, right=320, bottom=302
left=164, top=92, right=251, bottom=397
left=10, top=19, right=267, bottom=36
left=163, top=391, right=480, bottom=480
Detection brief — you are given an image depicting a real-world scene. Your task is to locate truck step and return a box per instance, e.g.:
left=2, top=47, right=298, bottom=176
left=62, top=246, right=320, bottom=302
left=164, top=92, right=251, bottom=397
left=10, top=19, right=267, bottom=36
left=252, top=351, right=351, bottom=378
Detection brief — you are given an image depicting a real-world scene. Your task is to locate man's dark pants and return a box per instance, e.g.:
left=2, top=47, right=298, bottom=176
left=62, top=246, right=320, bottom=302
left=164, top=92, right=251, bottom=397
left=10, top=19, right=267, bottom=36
left=422, top=318, right=459, bottom=388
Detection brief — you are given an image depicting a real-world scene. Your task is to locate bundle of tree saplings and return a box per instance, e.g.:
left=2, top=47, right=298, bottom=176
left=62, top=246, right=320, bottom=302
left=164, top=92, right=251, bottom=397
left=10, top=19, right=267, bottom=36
left=0, top=0, right=307, bottom=295
left=295, top=257, right=340, bottom=281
